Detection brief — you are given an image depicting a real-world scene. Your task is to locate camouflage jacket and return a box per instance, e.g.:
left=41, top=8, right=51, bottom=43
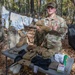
left=35, top=15, right=68, bottom=49
left=35, top=15, right=68, bottom=40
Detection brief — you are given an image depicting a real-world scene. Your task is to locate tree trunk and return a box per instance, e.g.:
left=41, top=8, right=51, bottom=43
left=71, top=10, right=75, bottom=24
left=31, top=0, right=34, bottom=14
left=71, top=0, right=75, bottom=24
left=38, top=0, right=41, bottom=19
left=55, top=0, right=63, bottom=16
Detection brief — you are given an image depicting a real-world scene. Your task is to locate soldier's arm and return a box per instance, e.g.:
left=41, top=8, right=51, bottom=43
left=56, top=19, right=68, bottom=39
left=35, top=19, right=44, bottom=26
left=57, top=19, right=68, bottom=34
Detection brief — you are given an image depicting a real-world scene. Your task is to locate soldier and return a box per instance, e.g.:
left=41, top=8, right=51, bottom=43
left=34, top=2, right=68, bottom=58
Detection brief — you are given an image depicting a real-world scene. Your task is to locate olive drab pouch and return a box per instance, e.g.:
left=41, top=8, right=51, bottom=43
left=23, top=51, right=36, bottom=60
left=18, top=59, right=31, bottom=66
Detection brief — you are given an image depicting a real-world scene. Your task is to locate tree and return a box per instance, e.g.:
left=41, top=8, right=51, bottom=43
left=71, top=0, right=75, bottom=24
left=55, top=0, right=63, bottom=16
left=71, top=0, right=75, bottom=5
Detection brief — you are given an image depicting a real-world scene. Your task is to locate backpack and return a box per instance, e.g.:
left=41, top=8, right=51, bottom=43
left=68, top=24, right=75, bottom=50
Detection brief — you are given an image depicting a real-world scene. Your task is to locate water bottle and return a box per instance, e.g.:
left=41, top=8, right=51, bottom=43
left=63, top=55, right=68, bottom=66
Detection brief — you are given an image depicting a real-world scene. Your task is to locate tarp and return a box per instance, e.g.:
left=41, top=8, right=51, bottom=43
left=1, top=6, right=38, bottom=30
left=10, top=12, right=24, bottom=30
left=1, top=6, right=9, bottom=29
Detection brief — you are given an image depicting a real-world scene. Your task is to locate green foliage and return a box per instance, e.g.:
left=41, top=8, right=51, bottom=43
left=0, top=0, right=75, bottom=21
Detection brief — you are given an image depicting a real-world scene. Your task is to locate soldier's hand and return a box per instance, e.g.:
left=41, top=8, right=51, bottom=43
left=47, top=25, right=52, bottom=30
left=36, top=26, right=42, bottom=32
left=52, top=24, right=58, bottom=31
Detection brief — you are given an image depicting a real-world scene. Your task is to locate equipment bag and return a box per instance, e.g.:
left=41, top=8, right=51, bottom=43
left=68, top=24, right=75, bottom=50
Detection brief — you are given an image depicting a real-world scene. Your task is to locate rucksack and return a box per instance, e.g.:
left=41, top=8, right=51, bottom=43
left=68, top=24, right=75, bottom=50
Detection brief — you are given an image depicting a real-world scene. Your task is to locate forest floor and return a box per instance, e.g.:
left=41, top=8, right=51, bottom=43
left=0, top=35, right=75, bottom=75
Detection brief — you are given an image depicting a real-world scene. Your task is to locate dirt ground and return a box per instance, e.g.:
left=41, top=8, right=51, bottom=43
left=0, top=35, right=75, bottom=75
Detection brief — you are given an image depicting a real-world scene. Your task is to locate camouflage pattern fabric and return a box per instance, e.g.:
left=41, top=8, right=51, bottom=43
left=18, top=59, right=31, bottom=67
left=33, top=46, right=47, bottom=54
left=31, top=46, right=56, bottom=58
left=23, top=51, right=36, bottom=60
left=34, top=15, right=67, bottom=53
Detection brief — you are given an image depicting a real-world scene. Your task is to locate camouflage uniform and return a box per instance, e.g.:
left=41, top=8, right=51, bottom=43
left=34, top=15, right=67, bottom=58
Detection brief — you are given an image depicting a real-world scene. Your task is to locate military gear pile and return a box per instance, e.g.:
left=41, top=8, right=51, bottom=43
left=23, top=51, right=36, bottom=60
left=26, top=46, right=56, bottom=58
left=18, top=59, right=31, bottom=67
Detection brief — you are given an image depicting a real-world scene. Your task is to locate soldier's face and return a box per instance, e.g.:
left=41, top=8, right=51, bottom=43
left=47, top=6, right=56, bottom=15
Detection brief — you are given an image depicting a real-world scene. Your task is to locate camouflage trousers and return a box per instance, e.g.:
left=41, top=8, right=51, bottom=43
left=34, top=30, right=62, bottom=58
